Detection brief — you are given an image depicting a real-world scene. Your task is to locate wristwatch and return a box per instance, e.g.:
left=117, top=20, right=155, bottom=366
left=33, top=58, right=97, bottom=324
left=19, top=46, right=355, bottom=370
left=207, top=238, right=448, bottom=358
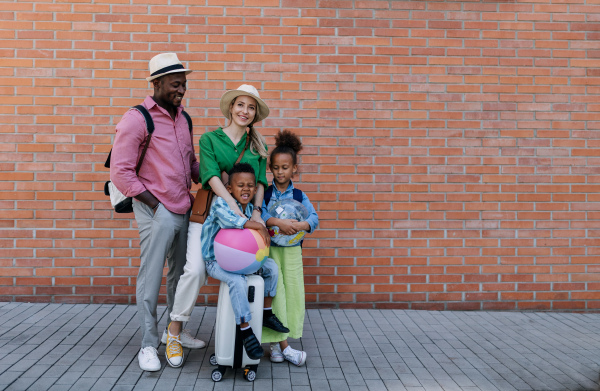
left=254, top=206, right=263, bottom=213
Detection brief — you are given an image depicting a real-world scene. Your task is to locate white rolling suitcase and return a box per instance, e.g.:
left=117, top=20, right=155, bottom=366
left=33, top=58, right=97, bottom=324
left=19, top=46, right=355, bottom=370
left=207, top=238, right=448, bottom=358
left=209, top=274, right=264, bottom=382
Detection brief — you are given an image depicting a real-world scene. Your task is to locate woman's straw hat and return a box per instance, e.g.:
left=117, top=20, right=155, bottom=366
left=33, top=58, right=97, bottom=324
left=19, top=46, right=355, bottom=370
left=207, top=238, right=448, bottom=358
left=219, top=84, right=270, bottom=124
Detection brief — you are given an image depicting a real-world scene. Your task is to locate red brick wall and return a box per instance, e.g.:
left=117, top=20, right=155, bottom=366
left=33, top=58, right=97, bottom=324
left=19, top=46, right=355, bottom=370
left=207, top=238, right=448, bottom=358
left=2, top=0, right=600, bottom=311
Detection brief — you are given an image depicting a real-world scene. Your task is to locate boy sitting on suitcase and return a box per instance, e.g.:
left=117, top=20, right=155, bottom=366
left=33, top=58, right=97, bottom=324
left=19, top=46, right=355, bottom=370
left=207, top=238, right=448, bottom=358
left=201, top=163, right=289, bottom=359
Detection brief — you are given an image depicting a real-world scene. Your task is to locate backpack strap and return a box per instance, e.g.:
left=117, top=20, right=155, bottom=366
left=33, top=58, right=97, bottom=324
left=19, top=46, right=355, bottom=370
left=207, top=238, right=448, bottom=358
left=181, top=110, right=193, bottom=133
left=131, top=105, right=155, bottom=175
left=133, top=105, right=155, bottom=134
left=265, top=186, right=303, bottom=206
left=104, top=150, right=112, bottom=169
left=104, top=105, right=155, bottom=170
left=292, top=188, right=303, bottom=203
left=264, top=185, right=274, bottom=207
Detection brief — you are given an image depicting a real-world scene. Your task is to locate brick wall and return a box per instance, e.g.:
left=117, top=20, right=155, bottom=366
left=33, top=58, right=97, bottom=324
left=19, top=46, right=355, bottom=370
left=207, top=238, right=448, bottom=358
left=1, top=0, right=600, bottom=311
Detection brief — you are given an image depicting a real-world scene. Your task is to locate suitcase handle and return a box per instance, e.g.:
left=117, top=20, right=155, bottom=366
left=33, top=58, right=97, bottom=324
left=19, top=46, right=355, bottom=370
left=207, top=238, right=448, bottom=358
left=248, top=286, right=255, bottom=303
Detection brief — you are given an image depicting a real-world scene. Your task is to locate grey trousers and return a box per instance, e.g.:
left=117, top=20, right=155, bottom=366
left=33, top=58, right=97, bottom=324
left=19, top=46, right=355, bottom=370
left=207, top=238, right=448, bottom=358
left=133, top=199, right=189, bottom=349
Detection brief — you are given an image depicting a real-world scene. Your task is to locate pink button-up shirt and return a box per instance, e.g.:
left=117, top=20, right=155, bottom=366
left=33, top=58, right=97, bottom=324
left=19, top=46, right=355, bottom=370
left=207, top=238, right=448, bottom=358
left=110, top=96, right=199, bottom=215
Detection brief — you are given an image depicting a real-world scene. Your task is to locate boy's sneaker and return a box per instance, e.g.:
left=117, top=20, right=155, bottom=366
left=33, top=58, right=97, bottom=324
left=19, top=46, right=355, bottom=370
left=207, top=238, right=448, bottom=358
left=263, top=314, right=290, bottom=333
left=242, top=332, right=264, bottom=360
left=165, top=330, right=184, bottom=368
left=138, top=346, right=161, bottom=371
left=161, top=329, right=206, bottom=349
left=283, top=346, right=306, bottom=367
left=270, top=343, right=284, bottom=363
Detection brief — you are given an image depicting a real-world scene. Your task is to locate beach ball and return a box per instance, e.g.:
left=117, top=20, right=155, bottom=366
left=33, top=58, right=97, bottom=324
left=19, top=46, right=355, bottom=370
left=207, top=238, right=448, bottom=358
left=267, top=199, right=309, bottom=247
left=214, top=229, right=269, bottom=274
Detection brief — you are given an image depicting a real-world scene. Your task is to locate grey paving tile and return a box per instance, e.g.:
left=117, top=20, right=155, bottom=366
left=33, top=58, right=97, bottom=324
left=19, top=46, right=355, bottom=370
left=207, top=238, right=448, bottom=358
left=2, top=304, right=600, bottom=391
left=47, top=385, right=72, bottom=391
left=4, top=377, right=37, bottom=391
left=272, top=378, right=292, bottom=389
left=327, top=379, right=351, bottom=391
left=290, top=372, right=309, bottom=386
left=0, top=371, right=22, bottom=386
left=306, top=379, right=329, bottom=390
left=54, top=370, right=85, bottom=386
left=193, top=379, right=216, bottom=391
left=89, top=378, right=119, bottom=391
left=25, top=377, right=59, bottom=391
left=111, top=386, right=135, bottom=391
left=70, top=377, right=98, bottom=391
left=6, top=359, right=37, bottom=372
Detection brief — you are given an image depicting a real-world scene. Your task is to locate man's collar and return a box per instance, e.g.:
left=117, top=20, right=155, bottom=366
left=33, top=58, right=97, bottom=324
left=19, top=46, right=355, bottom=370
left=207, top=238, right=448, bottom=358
left=144, top=95, right=184, bottom=116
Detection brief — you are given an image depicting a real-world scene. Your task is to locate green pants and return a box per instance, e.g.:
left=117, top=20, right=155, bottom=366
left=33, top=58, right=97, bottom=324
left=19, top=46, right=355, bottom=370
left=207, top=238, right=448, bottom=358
left=262, top=246, right=305, bottom=342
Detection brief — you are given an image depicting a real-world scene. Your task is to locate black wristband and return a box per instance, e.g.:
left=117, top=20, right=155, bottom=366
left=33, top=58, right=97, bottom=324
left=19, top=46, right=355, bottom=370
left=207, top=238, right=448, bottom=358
left=254, top=206, right=262, bottom=213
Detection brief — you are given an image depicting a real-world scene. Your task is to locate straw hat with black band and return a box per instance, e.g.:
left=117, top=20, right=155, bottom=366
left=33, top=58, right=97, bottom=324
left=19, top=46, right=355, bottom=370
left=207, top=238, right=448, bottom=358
left=219, top=84, right=270, bottom=124
left=146, top=53, right=192, bottom=82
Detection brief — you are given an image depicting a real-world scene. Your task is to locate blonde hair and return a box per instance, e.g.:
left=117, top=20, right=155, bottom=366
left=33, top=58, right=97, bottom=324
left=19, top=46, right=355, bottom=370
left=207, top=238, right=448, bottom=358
left=229, top=97, right=268, bottom=159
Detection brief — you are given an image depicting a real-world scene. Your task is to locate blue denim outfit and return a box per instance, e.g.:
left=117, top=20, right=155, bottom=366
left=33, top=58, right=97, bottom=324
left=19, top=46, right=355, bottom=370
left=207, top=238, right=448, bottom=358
left=202, top=197, right=278, bottom=324
left=261, top=180, right=319, bottom=246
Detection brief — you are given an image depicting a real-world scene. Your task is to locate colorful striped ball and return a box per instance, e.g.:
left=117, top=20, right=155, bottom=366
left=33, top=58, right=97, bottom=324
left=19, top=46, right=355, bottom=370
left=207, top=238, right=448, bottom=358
left=214, top=228, right=269, bottom=274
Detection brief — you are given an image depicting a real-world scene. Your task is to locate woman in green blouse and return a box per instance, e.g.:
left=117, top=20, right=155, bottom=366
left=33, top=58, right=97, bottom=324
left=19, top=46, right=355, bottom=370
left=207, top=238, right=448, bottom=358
left=199, top=85, right=269, bottom=218
left=164, top=85, right=271, bottom=367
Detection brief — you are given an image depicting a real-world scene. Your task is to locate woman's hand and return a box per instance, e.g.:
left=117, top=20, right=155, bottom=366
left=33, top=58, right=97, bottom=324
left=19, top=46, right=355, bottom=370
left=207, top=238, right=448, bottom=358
left=208, top=176, right=245, bottom=217
left=277, top=219, right=299, bottom=235
left=250, top=209, right=265, bottom=226
left=226, top=199, right=245, bottom=218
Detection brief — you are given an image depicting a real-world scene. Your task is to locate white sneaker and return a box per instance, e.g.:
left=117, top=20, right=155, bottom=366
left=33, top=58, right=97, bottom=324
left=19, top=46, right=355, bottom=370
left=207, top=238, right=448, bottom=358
left=161, top=329, right=206, bottom=349
left=138, top=347, right=161, bottom=371
left=270, top=343, right=284, bottom=363
left=283, top=346, right=306, bottom=366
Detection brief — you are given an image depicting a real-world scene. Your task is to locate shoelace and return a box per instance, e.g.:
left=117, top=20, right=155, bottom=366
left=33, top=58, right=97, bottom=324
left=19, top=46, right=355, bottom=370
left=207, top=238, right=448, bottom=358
left=167, top=335, right=182, bottom=356
left=180, top=330, right=193, bottom=340
left=143, top=347, right=158, bottom=360
left=285, top=348, right=301, bottom=364
left=271, top=344, right=282, bottom=355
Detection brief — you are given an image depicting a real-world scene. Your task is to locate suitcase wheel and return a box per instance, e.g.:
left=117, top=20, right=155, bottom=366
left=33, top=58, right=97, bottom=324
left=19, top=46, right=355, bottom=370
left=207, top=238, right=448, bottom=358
left=243, top=367, right=256, bottom=382
left=211, top=368, right=224, bottom=382
left=209, top=353, right=217, bottom=366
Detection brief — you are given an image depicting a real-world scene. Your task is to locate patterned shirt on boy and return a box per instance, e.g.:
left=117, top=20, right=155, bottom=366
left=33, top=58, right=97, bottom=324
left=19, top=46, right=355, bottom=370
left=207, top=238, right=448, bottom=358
left=201, top=197, right=254, bottom=262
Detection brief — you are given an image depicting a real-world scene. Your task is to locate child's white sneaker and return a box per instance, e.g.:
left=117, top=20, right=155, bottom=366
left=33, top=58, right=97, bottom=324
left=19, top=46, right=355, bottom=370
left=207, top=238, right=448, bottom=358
left=270, top=343, right=284, bottom=363
left=283, top=346, right=306, bottom=366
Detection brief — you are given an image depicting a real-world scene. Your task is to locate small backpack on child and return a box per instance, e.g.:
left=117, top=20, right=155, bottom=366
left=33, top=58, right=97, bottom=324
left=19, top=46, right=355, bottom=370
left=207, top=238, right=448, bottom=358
left=263, top=185, right=303, bottom=205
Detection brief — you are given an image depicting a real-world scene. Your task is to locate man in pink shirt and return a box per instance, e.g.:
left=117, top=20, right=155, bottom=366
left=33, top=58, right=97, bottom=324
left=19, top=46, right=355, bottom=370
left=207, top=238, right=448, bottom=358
left=110, top=53, right=205, bottom=371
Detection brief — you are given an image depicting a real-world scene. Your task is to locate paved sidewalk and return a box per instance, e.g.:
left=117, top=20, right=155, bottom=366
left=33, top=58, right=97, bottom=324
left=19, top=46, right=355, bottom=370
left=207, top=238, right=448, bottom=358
left=0, top=302, right=599, bottom=390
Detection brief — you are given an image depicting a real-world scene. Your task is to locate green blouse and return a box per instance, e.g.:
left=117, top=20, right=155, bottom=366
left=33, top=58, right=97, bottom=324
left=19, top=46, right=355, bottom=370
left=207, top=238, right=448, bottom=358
left=199, top=127, right=268, bottom=189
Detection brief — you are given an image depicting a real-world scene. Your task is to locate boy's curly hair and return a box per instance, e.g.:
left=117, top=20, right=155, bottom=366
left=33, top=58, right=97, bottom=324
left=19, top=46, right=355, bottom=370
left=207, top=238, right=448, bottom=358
left=228, top=162, right=255, bottom=181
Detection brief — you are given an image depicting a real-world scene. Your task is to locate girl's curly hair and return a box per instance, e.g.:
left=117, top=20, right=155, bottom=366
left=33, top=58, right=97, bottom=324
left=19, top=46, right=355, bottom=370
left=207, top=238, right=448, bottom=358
left=270, top=130, right=303, bottom=165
